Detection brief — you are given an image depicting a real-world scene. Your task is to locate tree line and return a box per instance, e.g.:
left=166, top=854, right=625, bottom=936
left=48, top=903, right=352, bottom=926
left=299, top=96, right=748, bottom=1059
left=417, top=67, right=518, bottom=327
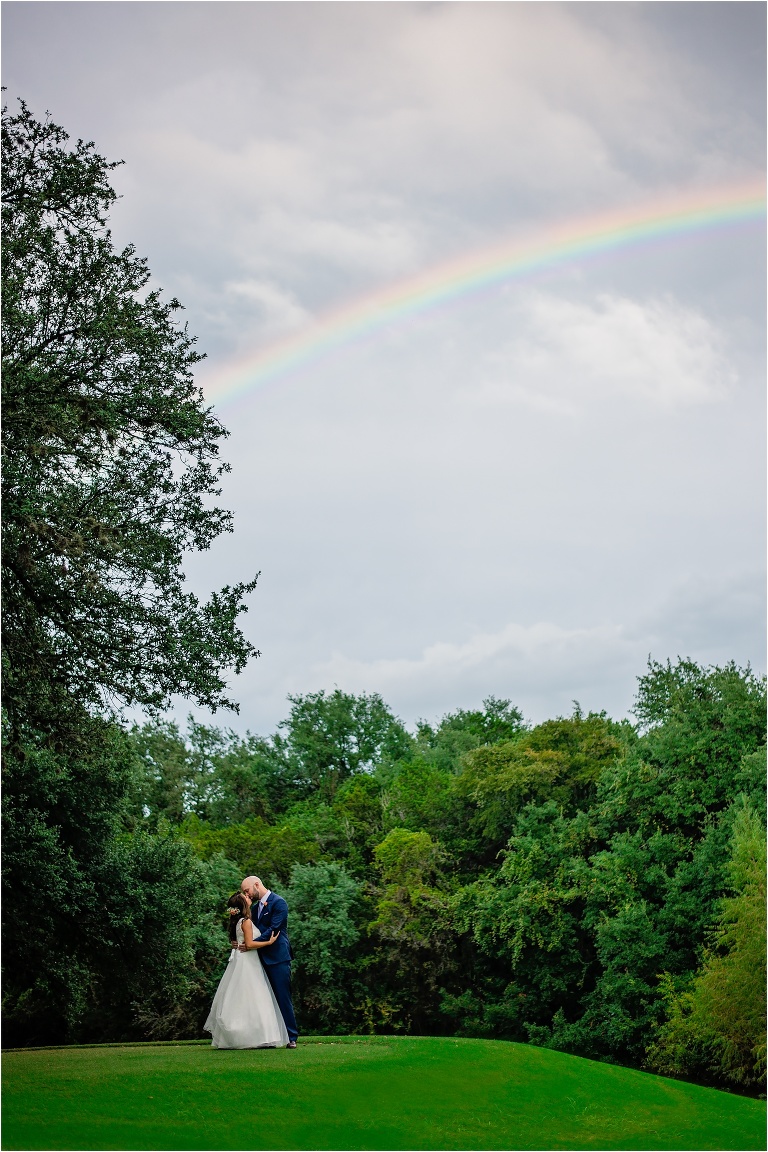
left=133, top=673, right=767, bottom=1091
left=4, top=666, right=765, bottom=1092
left=2, top=99, right=764, bottom=1094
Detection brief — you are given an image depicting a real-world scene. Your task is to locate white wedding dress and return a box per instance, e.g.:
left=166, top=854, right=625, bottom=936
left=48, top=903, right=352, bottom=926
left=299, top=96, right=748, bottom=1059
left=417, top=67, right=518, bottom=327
left=203, top=918, right=289, bottom=1049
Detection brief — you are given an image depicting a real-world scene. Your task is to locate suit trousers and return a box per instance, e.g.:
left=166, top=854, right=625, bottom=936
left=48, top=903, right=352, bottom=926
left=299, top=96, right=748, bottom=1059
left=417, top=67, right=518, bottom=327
left=264, top=961, right=298, bottom=1042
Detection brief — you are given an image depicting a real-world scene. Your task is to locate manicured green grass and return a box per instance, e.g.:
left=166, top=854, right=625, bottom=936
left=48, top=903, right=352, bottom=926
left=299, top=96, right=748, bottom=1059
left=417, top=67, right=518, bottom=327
left=2, top=1035, right=765, bottom=1151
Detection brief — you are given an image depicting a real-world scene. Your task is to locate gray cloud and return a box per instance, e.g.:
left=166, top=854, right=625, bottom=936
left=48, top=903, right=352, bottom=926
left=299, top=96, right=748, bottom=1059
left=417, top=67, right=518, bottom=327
left=4, top=1, right=764, bottom=734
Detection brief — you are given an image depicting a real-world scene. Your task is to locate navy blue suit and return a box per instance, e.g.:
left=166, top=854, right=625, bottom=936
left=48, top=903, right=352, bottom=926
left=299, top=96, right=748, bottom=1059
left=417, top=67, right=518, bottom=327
left=254, top=891, right=298, bottom=1041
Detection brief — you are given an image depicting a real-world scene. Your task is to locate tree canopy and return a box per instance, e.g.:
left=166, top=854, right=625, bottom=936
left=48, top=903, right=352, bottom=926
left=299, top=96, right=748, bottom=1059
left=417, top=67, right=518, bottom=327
left=1, top=98, right=259, bottom=1049
left=116, top=662, right=765, bottom=1089
left=2, top=99, right=257, bottom=731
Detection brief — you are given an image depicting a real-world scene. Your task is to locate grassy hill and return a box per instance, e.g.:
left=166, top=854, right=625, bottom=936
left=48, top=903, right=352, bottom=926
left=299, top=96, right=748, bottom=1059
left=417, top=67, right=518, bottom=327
left=2, top=1036, right=765, bottom=1151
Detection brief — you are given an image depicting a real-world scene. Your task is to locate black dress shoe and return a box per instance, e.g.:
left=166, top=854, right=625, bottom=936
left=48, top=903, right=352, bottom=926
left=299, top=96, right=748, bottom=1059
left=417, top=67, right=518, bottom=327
left=286, top=1040, right=297, bottom=1049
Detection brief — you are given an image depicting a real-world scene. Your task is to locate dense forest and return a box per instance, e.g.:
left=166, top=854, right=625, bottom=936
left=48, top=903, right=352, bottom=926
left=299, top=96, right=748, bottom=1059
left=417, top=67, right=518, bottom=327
left=2, top=99, right=765, bottom=1096
left=132, top=665, right=766, bottom=1098
left=5, top=662, right=766, bottom=1093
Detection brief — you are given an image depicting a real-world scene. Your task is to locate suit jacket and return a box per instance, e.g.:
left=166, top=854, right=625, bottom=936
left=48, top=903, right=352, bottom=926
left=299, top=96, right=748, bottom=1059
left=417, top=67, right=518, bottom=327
left=253, top=891, right=294, bottom=966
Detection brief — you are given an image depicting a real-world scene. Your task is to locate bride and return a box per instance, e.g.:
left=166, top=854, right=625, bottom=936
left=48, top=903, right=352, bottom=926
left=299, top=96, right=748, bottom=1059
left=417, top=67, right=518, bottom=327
left=204, top=892, right=289, bottom=1049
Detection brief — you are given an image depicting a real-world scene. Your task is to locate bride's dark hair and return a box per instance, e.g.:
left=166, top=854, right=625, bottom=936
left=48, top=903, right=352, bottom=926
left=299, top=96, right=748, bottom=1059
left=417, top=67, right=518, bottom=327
left=227, top=893, right=251, bottom=944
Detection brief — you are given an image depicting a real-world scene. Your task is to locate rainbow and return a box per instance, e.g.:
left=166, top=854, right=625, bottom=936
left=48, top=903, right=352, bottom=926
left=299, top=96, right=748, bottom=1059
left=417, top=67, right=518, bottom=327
left=201, top=182, right=765, bottom=406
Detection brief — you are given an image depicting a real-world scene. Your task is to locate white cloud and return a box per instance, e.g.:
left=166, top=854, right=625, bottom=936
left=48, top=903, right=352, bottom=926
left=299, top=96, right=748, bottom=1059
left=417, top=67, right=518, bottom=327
left=300, top=570, right=765, bottom=728
left=316, top=620, right=630, bottom=696
left=75, top=2, right=761, bottom=335
left=223, top=279, right=312, bottom=339
left=466, top=292, right=735, bottom=412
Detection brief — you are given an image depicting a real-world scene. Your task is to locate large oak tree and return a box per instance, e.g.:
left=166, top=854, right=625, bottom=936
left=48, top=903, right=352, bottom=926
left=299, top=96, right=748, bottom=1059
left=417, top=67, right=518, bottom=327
left=1, top=99, right=258, bottom=1045
left=2, top=99, right=258, bottom=734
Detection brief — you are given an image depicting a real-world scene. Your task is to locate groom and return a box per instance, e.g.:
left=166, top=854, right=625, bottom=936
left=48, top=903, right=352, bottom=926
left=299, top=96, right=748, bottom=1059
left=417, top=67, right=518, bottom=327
left=240, top=875, right=299, bottom=1048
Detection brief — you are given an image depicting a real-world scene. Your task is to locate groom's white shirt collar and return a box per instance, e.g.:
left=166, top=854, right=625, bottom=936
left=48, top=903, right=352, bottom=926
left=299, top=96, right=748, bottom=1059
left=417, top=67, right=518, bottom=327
left=259, top=889, right=271, bottom=910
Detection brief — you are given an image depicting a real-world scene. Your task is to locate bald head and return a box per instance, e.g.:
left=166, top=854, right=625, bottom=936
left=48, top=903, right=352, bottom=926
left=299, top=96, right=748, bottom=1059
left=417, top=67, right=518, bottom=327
left=242, top=875, right=267, bottom=901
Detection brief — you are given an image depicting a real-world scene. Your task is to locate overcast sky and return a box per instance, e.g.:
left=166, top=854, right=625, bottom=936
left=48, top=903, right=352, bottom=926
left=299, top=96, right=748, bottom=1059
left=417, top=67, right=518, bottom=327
left=4, top=2, right=766, bottom=735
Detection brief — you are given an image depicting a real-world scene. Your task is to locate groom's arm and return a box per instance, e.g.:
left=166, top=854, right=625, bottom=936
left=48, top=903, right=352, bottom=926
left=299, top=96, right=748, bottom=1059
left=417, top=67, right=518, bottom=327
left=255, top=896, right=288, bottom=942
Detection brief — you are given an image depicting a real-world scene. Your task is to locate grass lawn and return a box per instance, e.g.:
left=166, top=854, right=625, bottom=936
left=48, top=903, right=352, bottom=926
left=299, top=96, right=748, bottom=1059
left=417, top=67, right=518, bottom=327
left=2, top=1035, right=765, bottom=1151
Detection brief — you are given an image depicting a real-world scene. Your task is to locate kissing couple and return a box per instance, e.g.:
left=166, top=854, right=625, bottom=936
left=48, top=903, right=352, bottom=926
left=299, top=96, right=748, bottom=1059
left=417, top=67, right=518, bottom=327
left=204, top=875, right=299, bottom=1049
